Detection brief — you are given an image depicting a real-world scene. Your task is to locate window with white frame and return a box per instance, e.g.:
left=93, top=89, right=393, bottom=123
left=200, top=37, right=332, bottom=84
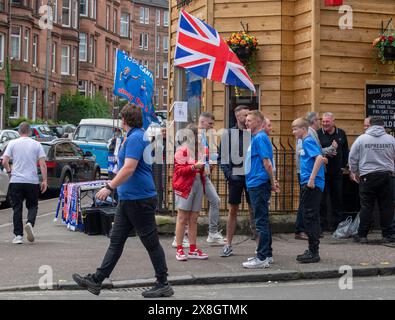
left=79, top=33, right=87, bottom=61
left=52, top=0, right=58, bottom=23
left=0, top=33, right=4, bottom=69
left=164, top=10, right=169, bottom=27
left=62, top=0, right=71, bottom=27
left=51, top=42, right=56, bottom=72
left=163, top=88, right=168, bottom=106
left=163, top=36, right=168, bottom=53
left=11, top=26, right=21, bottom=60
left=72, top=0, right=78, bottom=28
left=80, top=0, right=88, bottom=16
left=23, top=29, right=29, bottom=62
left=140, top=7, right=149, bottom=24
left=156, top=9, right=160, bottom=26
left=120, top=13, right=129, bottom=37
left=139, top=33, right=143, bottom=49
left=10, top=84, right=20, bottom=118
left=61, top=45, right=70, bottom=75
left=144, top=60, right=148, bottom=68
left=163, top=62, right=168, bottom=79
left=23, top=85, right=29, bottom=118
left=106, top=5, right=110, bottom=30
left=156, top=35, right=160, bottom=53
left=105, top=45, right=109, bottom=71
left=144, top=33, right=148, bottom=50
left=89, top=35, right=94, bottom=63
left=78, top=80, right=87, bottom=96
left=156, top=61, right=160, bottom=78
left=154, top=88, right=159, bottom=107
left=32, top=88, right=37, bottom=121
left=113, top=9, right=117, bottom=33
left=32, top=34, right=38, bottom=67
left=71, top=47, right=77, bottom=75
left=90, top=0, right=96, bottom=19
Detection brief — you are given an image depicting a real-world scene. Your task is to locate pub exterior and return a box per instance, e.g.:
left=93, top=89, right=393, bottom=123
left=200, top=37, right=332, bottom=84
left=166, top=0, right=395, bottom=215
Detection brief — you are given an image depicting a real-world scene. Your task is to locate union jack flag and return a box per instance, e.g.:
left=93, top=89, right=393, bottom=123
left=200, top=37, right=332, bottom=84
left=175, top=10, right=256, bottom=93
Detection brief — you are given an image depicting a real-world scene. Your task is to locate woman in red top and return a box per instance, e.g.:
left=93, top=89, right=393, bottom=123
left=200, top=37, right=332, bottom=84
left=173, top=124, right=208, bottom=261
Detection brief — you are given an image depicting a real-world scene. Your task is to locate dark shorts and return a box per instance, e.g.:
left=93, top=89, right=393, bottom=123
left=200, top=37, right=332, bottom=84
left=228, top=179, right=250, bottom=205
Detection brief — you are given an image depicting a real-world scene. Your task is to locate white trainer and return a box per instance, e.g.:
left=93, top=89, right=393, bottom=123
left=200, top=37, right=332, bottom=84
left=207, top=231, right=226, bottom=246
left=12, top=235, right=23, bottom=245
left=247, top=256, right=273, bottom=264
left=25, top=223, right=35, bottom=243
left=242, top=257, right=271, bottom=269
left=171, top=235, right=190, bottom=248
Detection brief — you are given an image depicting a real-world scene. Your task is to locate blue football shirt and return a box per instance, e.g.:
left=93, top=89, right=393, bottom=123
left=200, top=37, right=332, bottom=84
left=117, top=128, right=157, bottom=200
left=245, top=131, right=274, bottom=189
left=300, top=135, right=325, bottom=192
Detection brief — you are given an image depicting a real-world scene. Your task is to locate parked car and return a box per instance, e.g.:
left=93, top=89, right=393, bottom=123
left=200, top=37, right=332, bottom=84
left=0, top=130, right=20, bottom=153
left=49, top=124, right=76, bottom=139
left=14, top=124, right=56, bottom=141
left=73, top=119, right=122, bottom=175
left=0, top=167, right=10, bottom=206
left=39, top=139, right=101, bottom=189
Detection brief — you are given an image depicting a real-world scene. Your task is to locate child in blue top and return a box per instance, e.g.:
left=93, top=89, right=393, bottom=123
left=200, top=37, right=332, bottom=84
left=292, top=118, right=327, bottom=263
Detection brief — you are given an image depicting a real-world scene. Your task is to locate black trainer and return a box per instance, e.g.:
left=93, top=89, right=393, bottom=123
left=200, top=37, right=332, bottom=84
left=296, top=250, right=320, bottom=263
left=354, top=235, right=368, bottom=244
left=72, top=273, right=102, bottom=296
left=296, top=250, right=310, bottom=261
left=142, top=282, right=174, bottom=298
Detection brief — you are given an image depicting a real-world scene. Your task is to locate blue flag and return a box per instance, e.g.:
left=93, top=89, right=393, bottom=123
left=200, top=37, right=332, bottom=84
left=113, top=49, right=159, bottom=129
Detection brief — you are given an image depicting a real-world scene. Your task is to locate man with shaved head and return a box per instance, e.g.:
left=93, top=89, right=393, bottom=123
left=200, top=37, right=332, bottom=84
left=317, top=112, right=349, bottom=233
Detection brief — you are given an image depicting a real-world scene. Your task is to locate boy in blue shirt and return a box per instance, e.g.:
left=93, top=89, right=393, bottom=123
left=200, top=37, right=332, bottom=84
left=292, top=118, right=326, bottom=263
left=243, top=111, right=280, bottom=269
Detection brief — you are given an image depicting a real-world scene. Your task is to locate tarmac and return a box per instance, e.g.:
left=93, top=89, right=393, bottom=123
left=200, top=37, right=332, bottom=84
left=0, top=198, right=394, bottom=292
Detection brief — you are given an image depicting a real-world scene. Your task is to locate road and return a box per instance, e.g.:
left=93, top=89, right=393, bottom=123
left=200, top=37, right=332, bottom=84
left=0, top=276, right=394, bottom=300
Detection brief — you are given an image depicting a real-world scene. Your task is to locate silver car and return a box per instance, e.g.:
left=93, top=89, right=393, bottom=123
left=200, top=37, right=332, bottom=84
left=0, top=169, right=9, bottom=205
left=0, top=130, right=20, bottom=153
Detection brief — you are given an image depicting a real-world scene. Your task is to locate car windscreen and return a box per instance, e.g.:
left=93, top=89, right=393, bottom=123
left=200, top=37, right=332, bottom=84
left=73, top=125, right=114, bottom=143
left=41, top=144, right=51, bottom=156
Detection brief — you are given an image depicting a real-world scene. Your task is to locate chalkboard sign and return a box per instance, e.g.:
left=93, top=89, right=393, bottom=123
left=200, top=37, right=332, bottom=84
left=366, top=84, right=395, bottom=132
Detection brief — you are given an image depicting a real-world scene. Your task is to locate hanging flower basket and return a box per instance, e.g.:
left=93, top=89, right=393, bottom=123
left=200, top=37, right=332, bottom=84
left=373, top=34, right=395, bottom=63
left=227, top=31, right=259, bottom=74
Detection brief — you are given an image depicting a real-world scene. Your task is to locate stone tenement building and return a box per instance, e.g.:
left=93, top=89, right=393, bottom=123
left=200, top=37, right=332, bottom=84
left=0, top=0, right=169, bottom=129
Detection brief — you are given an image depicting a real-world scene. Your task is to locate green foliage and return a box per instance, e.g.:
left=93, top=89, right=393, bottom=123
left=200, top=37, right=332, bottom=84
left=57, top=92, right=110, bottom=125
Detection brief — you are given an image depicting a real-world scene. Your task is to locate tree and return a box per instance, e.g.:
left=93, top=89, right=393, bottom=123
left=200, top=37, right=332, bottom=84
left=57, top=92, right=110, bottom=124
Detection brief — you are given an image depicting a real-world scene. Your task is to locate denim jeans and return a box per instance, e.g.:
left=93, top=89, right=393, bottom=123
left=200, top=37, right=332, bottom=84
left=295, top=174, right=305, bottom=234
left=300, top=185, right=322, bottom=254
left=9, top=183, right=39, bottom=236
left=95, top=197, right=168, bottom=284
left=248, top=182, right=272, bottom=260
left=205, top=177, right=221, bottom=233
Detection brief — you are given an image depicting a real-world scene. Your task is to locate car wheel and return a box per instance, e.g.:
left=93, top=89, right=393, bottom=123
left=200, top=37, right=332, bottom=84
left=61, top=172, right=72, bottom=186
left=93, top=169, right=101, bottom=181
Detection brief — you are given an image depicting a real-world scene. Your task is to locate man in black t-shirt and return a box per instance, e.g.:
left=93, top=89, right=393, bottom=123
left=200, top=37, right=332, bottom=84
left=317, top=112, right=349, bottom=232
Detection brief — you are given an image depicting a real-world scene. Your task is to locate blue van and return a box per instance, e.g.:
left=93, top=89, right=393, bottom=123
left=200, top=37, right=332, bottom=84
left=72, top=119, right=122, bottom=175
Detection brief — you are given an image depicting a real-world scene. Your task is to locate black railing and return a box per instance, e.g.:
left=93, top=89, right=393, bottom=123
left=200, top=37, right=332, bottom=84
left=153, top=138, right=299, bottom=216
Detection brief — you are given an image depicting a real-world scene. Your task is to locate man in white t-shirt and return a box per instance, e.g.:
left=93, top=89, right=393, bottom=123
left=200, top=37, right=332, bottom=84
left=2, top=122, right=47, bottom=244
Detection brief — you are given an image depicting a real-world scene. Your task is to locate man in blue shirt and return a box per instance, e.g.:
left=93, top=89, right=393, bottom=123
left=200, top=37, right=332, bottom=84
left=72, top=104, right=174, bottom=298
left=292, top=117, right=326, bottom=263
left=243, top=110, right=279, bottom=269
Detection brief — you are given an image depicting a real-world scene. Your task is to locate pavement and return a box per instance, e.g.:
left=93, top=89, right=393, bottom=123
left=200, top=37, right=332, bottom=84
left=0, top=198, right=394, bottom=292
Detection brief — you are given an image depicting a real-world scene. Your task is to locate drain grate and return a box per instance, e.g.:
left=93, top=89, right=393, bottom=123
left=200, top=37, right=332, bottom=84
left=107, top=287, right=150, bottom=293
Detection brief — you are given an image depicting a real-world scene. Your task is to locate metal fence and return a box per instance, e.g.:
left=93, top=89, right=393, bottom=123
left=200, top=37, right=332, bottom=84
left=152, top=138, right=299, bottom=216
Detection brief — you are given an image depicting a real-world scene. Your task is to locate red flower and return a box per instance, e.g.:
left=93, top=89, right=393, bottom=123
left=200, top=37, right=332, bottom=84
left=381, top=35, right=386, bottom=41
left=389, top=36, right=394, bottom=43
